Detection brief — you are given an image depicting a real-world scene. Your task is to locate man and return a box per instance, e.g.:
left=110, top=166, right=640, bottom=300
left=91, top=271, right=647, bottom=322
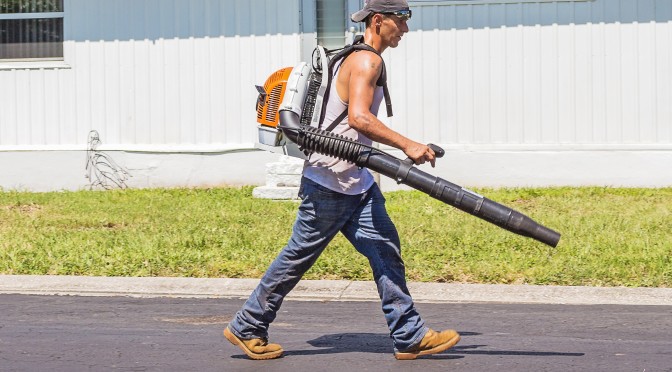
left=224, top=0, right=460, bottom=360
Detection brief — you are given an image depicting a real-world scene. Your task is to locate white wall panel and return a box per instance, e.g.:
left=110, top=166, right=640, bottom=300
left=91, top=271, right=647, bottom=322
left=2, top=0, right=669, bottom=151
left=0, top=0, right=303, bottom=149
left=385, top=0, right=672, bottom=147
left=1, top=0, right=672, bottom=191
left=656, top=0, right=672, bottom=143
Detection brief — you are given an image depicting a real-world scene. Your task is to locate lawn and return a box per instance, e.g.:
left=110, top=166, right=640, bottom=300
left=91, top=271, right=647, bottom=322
left=1, top=186, right=670, bottom=287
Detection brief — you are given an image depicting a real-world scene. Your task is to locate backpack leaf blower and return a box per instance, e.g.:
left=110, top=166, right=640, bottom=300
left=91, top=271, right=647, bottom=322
left=254, top=41, right=561, bottom=248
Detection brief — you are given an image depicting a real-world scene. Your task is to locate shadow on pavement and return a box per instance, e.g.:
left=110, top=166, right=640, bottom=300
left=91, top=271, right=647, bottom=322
left=448, top=344, right=585, bottom=357
left=283, top=332, right=582, bottom=359
left=230, top=332, right=584, bottom=359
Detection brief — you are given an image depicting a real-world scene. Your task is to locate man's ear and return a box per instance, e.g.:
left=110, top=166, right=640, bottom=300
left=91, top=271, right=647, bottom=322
left=371, top=13, right=384, bottom=30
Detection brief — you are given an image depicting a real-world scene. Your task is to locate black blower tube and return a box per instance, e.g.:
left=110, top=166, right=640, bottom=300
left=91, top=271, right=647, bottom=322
left=278, top=110, right=561, bottom=248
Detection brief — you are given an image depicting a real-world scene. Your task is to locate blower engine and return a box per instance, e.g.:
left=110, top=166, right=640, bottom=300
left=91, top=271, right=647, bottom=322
left=254, top=66, right=306, bottom=159
left=254, top=61, right=561, bottom=248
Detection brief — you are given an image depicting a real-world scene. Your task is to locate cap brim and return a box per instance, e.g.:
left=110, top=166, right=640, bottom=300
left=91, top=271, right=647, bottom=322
left=351, top=9, right=371, bottom=23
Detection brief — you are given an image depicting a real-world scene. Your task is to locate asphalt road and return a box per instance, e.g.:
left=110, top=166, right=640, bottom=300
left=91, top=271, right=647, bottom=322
left=1, top=294, right=670, bottom=372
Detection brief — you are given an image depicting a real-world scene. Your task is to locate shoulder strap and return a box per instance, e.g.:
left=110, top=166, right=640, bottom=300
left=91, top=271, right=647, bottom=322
left=350, top=43, right=393, bottom=118
left=319, top=36, right=394, bottom=131
left=324, top=108, right=349, bottom=133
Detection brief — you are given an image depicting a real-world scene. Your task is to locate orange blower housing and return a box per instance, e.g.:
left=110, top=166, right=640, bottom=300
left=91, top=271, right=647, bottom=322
left=256, top=67, right=293, bottom=128
left=254, top=66, right=305, bottom=158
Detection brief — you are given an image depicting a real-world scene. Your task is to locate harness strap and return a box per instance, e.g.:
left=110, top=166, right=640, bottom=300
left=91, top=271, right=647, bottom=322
left=325, top=108, right=349, bottom=133
left=321, top=37, right=394, bottom=131
left=351, top=43, right=393, bottom=117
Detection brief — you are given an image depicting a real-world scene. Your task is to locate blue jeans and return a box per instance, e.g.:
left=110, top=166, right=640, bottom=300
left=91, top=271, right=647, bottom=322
left=228, top=177, right=428, bottom=351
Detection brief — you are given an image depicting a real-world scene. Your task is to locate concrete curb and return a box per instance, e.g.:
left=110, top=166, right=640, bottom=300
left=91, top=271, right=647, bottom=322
left=1, top=275, right=671, bottom=306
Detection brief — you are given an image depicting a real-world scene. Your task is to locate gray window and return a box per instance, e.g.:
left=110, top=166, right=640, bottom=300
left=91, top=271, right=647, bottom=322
left=0, top=0, right=64, bottom=60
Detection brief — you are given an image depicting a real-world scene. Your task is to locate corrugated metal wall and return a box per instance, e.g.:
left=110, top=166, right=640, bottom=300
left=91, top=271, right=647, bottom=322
left=0, top=0, right=670, bottom=151
left=0, top=0, right=303, bottom=149
left=388, top=0, right=672, bottom=148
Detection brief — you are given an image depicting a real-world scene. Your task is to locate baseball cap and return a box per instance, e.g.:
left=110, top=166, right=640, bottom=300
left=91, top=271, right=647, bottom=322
left=351, top=0, right=411, bottom=23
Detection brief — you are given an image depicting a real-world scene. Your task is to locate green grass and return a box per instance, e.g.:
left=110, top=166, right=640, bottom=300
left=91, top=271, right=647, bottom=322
left=1, top=187, right=670, bottom=287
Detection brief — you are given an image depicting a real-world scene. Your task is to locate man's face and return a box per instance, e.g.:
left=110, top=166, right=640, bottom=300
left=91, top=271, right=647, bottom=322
left=378, top=13, right=409, bottom=48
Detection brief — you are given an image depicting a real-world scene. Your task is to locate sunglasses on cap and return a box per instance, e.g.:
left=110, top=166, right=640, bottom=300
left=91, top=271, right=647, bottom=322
left=382, top=9, right=412, bottom=21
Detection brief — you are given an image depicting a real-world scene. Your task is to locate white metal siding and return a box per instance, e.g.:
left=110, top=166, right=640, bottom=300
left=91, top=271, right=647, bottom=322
left=0, top=0, right=302, bottom=149
left=387, top=0, right=672, bottom=147
left=2, top=0, right=670, bottom=150
left=1, top=0, right=672, bottom=191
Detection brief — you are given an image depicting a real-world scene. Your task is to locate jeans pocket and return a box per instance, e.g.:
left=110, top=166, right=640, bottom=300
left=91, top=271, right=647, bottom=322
left=301, top=177, right=340, bottom=198
left=301, top=177, right=353, bottom=223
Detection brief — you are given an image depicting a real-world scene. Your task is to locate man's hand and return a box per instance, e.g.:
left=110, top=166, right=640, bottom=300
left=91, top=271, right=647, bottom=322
left=403, top=141, right=436, bottom=167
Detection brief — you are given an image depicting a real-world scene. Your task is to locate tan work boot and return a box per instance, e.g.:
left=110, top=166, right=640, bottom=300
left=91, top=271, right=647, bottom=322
left=394, top=329, right=461, bottom=360
left=223, top=326, right=284, bottom=360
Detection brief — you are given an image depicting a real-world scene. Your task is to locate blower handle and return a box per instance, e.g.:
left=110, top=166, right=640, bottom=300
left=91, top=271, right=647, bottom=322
left=400, top=143, right=445, bottom=169
left=428, top=143, right=445, bottom=158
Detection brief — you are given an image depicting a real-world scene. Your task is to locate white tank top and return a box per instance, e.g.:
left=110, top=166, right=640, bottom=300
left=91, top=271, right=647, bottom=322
left=303, top=58, right=385, bottom=195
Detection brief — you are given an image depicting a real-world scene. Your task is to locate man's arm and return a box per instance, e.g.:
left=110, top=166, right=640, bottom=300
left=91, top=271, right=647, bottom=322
left=345, top=51, right=436, bottom=167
